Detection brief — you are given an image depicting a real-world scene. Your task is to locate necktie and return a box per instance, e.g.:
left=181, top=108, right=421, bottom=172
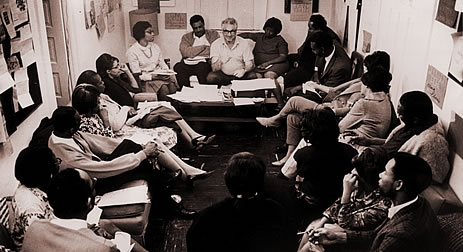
left=318, top=57, right=326, bottom=75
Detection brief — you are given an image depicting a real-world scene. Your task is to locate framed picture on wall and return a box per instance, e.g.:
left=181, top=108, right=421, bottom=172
left=160, top=0, right=175, bottom=7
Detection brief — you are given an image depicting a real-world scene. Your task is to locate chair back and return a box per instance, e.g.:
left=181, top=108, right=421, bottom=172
left=350, top=51, right=364, bottom=79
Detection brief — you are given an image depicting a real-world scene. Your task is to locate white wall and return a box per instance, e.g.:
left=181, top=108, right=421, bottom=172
left=122, top=0, right=310, bottom=67
left=329, top=0, right=463, bottom=201
left=0, top=0, right=56, bottom=197
left=64, top=0, right=128, bottom=87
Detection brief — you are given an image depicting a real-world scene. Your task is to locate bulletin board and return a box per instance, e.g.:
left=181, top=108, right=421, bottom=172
left=0, top=1, right=42, bottom=137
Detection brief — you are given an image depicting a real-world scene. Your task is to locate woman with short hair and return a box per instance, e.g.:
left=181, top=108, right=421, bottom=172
left=126, top=21, right=178, bottom=101
left=239, top=17, right=289, bottom=109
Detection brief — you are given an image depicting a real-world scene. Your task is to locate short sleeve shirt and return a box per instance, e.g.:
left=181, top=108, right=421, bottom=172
left=210, top=36, right=254, bottom=75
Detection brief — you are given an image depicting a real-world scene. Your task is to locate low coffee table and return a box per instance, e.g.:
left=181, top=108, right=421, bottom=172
left=169, top=99, right=265, bottom=123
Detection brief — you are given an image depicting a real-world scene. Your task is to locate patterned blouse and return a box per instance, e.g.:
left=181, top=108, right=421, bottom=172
left=11, top=185, right=54, bottom=249
left=79, top=114, right=115, bottom=138
left=323, top=188, right=392, bottom=231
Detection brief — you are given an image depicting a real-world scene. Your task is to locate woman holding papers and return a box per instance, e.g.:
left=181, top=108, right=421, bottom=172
left=126, top=21, right=178, bottom=101
left=72, top=84, right=214, bottom=186
left=96, top=53, right=157, bottom=106
left=76, top=70, right=215, bottom=151
left=239, top=17, right=289, bottom=109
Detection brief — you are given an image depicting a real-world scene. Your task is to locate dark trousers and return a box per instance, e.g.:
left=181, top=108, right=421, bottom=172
left=96, top=140, right=177, bottom=213
left=206, top=70, right=257, bottom=86
left=173, top=61, right=211, bottom=88
left=283, top=66, right=313, bottom=88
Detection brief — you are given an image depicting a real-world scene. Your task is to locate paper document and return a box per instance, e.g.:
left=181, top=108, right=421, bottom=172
left=150, top=69, right=176, bottom=76
left=233, top=98, right=255, bottom=106
left=168, top=85, right=223, bottom=102
left=231, top=78, right=275, bottom=91
left=125, top=132, right=156, bottom=145
left=97, top=185, right=150, bottom=207
left=302, top=84, right=322, bottom=98
left=86, top=206, right=103, bottom=224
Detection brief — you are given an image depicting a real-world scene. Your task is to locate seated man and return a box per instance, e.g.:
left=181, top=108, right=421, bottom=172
left=47, top=106, right=196, bottom=219
left=206, top=17, right=256, bottom=85
left=313, top=153, right=443, bottom=251
left=173, top=15, right=220, bottom=88
left=286, top=31, right=351, bottom=103
left=283, top=14, right=341, bottom=91
left=22, top=168, right=118, bottom=252
left=351, top=90, right=450, bottom=184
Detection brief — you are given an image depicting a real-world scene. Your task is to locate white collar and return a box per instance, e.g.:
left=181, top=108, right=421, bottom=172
left=51, top=217, right=88, bottom=230
left=324, top=46, right=335, bottom=66
left=388, top=196, right=418, bottom=218
left=193, top=33, right=205, bottom=40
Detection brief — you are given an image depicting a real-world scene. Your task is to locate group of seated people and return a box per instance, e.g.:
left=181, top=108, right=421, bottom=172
left=1, top=12, right=454, bottom=252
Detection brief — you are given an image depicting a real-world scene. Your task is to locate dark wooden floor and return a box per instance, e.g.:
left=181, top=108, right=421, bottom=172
left=144, top=120, right=290, bottom=252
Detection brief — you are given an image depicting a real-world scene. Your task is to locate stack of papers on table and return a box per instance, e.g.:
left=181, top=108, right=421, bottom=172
left=150, top=69, right=176, bottom=76
left=231, top=78, right=276, bottom=92
left=167, top=85, right=223, bottom=102
left=97, top=185, right=150, bottom=207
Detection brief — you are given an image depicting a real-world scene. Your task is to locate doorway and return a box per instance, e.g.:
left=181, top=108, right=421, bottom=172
left=42, top=0, right=71, bottom=106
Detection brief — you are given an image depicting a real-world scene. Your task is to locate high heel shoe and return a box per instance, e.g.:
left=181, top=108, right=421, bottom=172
left=192, top=135, right=216, bottom=150
left=185, top=170, right=215, bottom=187
left=271, top=159, right=286, bottom=167
left=256, top=117, right=281, bottom=128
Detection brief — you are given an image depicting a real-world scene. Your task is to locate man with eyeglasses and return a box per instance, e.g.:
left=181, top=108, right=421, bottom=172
left=207, top=17, right=256, bottom=85
left=174, top=15, right=220, bottom=88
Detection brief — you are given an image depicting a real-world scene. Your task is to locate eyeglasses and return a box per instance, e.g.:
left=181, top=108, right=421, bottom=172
left=145, top=30, right=155, bottom=34
left=111, top=63, right=121, bottom=70
left=222, top=29, right=237, bottom=34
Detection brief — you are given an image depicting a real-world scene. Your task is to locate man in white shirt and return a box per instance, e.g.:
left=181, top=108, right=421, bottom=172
left=174, top=15, right=220, bottom=88
left=206, top=17, right=256, bottom=85
left=309, top=152, right=443, bottom=252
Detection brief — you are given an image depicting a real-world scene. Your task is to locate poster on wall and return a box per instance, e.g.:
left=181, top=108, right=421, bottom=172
left=456, top=0, right=463, bottom=11
left=290, top=0, right=312, bottom=21
left=138, top=0, right=160, bottom=12
left=1, top=4, right=16, bottom=38
left=9, top=0, right=28, bottom=27
left=165, top=13, right=186, bottom=29
left=84, top=0, right=96, bottom=29
left=436, top=0, right=459, bottom=28
left=449, top=32, right=463, bottom=84
left=362, top=30, right=372, bottom=53
left=424, top=65, right=448, bottom=109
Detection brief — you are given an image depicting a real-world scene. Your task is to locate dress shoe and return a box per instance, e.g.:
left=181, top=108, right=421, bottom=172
left=256, top=117, right=281, bottom=128
left=271, top=159, right=286, bottom=167
left=186, top=170, right=215, bottom=187
left=173, top=204, right=197, bottom=219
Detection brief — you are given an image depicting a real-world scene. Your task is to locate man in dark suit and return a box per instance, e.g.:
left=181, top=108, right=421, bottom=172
left=283, top=14, right=341, bottom=91
left=286, top=31, right=351, bottom=103
left=312, top=152, right=443, bottom=252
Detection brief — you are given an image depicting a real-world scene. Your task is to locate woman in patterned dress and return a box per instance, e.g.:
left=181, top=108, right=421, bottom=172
left=72, top=84, right=213, bottom=184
